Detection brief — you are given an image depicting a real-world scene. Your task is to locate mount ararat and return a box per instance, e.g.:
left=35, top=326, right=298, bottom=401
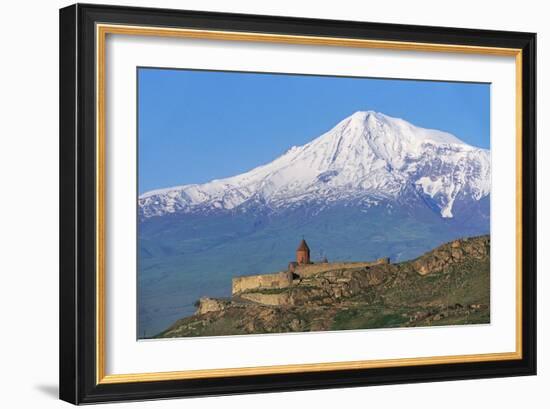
left=138, top=111, right=491, bottom=337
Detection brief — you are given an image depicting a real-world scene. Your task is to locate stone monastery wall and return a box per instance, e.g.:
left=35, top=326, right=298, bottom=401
left=231, top=258, right=389, bottom=295
left=294, top=258, right=390, bottom=278
left=232, top=271, right=293, bottom=295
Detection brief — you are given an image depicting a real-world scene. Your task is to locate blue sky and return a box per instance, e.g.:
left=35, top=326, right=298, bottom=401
left=138, top=68, right=490, bottom=194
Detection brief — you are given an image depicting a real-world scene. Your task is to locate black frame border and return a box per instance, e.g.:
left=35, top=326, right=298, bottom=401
left=59, top=3, right=536, bottom=404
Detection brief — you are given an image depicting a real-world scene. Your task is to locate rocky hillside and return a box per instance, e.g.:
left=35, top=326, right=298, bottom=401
left=156, top=235, right=490, bottom=338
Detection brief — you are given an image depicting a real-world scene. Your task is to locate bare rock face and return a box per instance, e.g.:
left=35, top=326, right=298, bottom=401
left=364, top=267, right=390, bottom=285
left=195, top=297, right=227, bottom=315
left=412, top=235, right=489, bottom=276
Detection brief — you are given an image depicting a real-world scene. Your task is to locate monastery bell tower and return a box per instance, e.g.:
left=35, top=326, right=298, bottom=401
left=296, top=239, right=311, bottom=265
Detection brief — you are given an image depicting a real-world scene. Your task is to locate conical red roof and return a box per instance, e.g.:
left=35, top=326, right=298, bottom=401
left=296, top=239, right=310, bottom=252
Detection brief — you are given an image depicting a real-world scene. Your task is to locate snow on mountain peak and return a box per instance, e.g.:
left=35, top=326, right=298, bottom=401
left=139, top=111, right=490, bottom=219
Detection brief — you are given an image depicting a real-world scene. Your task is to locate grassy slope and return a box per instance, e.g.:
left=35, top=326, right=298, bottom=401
left=330, top=257, right=490, bottom=330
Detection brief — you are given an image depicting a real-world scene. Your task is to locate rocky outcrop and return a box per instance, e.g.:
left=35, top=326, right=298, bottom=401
left=195, top=297, right=229, bottom=315
left=412, top=235, right=489, bottom=276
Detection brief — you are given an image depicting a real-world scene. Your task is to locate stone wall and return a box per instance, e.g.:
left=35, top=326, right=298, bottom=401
left=231, top=258, right=390, bottom=295
left=232, top=271, right=293, bottom=295
left=239, top=291, right=290, bottom=306
left=294, top=258, right=390, bottom=278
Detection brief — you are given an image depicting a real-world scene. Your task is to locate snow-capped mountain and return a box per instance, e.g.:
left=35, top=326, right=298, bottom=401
left=139, top=111, right=490, bottom=220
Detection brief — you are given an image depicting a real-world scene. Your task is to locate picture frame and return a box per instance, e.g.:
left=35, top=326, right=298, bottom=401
left=59, top=3, right=536, bottom=404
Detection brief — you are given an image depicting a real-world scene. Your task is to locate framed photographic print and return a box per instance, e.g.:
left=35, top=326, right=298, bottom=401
left=59, top=3, right=536, bottom=404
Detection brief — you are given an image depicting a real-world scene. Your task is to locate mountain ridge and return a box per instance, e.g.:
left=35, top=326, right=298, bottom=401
left=139, top=111, right=490, bottom=219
